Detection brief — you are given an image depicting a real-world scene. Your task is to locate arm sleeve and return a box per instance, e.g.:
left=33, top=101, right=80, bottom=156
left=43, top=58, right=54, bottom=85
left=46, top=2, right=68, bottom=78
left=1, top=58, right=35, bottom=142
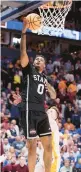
left=22, top=63, right=32, bottom=78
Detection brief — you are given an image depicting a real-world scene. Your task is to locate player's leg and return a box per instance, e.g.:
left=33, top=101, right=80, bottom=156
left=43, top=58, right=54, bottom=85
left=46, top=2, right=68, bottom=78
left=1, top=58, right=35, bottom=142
left=27, top=111, right=38, bottom=172
left=40, top=135, right=52, bottom=172
left=27, top=139, right=37, bottom=172
left=38, top=113, right=52, bottom=172
left=20, top=110, right=37, bottom=172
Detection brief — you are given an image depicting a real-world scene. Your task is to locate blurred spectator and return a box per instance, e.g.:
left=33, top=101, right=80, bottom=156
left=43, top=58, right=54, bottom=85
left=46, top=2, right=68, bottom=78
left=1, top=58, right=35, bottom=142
left=3, top=155, right=17, bottom=172
left=69, top=151, right=75, bottom=163
left=58, top=79, right=67, bottom=91
left=64, top=73, right=74, bottom=82
left=64, top=60, right=72, bottom=72
left=14, top=156, right=29, bottom=172
left=73, top=157, right=81, bottom=172
left=61, top=145, right=69, bottom=159
left=1, top=92, right=7, bottom=105
left=53, top=59, right=61, bottom=73
left=64, top=118, right=75, bottom=131
left=3, top=152, right=12, bottom=167
left=3, top=138, right=10, bottom=154
left=67, top=81, right=77, bottom=95
left=1, top=104, right=11, bottom=118
left=8, top=146, right=16, bottom=158
left=63, top=129, right=70, bottom=140
left=75, top=93, right=81, bottom=117
left=72, top=109, right=80, bottom=128
left=60, top=159, right=72, bottom=172
left=64, top=103, right=74, bottom=121
left=46, top=60, right=53, bottom=74
left=1, top=117, right=10, bottom=130
left=11, top=119, right=19, bottom=136
left=12, top=136, right=25, bottom=154
left=9, top=91, right=20, bottom=119
left=57, top=89, right=67, bottom=105
left=6, top=123, right=17, bottom=144
left=15, top=86, right=20, bottom=96
left=73, top=145, right=79, bottom=162
left=5, top=82, right=12, bottom=95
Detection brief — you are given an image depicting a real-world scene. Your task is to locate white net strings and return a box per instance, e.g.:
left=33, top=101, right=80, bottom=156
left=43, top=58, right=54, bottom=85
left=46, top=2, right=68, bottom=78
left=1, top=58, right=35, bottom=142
left=38, top=1, right=72, bottom=31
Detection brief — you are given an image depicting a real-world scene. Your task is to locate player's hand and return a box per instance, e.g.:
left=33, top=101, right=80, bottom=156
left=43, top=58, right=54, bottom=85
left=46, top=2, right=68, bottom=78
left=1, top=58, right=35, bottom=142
left=22, top=17, right=28, bottom=33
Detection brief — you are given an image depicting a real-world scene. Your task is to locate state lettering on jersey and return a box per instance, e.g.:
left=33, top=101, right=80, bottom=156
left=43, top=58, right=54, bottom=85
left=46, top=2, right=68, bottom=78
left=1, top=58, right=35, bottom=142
left=33, top=75, right=45, bottom=83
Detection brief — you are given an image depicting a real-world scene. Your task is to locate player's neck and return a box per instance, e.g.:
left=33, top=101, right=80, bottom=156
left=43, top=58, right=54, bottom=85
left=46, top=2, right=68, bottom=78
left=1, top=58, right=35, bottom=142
left=35, top=67, right=43, bottom=74
left=39, top=70, right=43, bottom=74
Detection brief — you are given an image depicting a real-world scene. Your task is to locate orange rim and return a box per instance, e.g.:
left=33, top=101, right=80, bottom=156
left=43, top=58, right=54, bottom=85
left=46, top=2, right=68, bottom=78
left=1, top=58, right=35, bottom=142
left=39, top=0, right=72, bottom=9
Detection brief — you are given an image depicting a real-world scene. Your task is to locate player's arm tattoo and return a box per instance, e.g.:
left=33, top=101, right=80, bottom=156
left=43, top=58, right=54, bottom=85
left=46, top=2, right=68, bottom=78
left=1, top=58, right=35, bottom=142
left=20, top=33, right=29, bottom=67
left=46, top=81, right=56, bottom=99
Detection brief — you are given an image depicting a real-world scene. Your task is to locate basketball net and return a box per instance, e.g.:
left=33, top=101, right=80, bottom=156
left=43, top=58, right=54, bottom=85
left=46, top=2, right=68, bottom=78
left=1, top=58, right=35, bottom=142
left=38, top=0, right=72, bottom=33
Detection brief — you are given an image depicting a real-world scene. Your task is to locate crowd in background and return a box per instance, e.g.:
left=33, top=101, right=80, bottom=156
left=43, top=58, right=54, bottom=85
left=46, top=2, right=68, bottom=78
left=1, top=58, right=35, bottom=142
left=1, top=48, right=81, bottom=172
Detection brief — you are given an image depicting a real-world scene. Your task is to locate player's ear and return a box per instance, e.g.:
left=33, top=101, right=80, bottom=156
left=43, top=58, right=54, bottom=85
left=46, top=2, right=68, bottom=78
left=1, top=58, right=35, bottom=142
left=44, top=59, right=46, bottom=68
left=44, top=63, right=45, bottom=68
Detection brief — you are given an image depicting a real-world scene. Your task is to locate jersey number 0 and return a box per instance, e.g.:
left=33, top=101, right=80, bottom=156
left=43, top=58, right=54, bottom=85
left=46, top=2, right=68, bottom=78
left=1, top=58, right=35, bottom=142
left=37, top=84, right=44, bottom=95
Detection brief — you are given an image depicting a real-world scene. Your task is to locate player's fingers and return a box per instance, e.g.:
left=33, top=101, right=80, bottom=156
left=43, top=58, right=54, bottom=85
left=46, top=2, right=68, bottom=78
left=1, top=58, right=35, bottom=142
left=23, top=17, right=29, bottom=26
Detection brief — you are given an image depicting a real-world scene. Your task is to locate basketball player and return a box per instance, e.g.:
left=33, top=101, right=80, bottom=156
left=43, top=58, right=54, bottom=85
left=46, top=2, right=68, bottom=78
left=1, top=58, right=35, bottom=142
left=19, top=19, right=56, bottom=172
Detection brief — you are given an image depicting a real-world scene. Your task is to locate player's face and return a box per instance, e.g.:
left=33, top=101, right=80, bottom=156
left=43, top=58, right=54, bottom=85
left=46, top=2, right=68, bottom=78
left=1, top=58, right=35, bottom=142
left=33, top=56, right=45, bottom=72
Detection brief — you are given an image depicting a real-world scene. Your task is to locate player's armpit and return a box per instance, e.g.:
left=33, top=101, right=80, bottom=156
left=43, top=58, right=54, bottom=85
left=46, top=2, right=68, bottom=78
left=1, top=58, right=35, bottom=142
left=46, top=82, right=56, bottom=99
left=20, top=33, right=29, bottom=68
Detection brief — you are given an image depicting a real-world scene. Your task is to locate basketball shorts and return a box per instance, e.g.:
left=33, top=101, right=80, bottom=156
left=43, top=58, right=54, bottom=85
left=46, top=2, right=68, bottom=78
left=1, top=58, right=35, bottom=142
left=20, top=110, right=52, bottom=139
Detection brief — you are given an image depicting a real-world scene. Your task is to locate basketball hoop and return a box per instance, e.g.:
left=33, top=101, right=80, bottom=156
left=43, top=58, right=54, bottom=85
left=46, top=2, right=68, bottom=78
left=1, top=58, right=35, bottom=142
left=38, top=0, right=72, bottom=32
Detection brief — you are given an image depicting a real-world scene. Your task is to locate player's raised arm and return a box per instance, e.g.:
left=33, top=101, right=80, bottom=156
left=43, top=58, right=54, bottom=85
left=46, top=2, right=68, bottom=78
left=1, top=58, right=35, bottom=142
left=20, top=18, right=29, bottom=67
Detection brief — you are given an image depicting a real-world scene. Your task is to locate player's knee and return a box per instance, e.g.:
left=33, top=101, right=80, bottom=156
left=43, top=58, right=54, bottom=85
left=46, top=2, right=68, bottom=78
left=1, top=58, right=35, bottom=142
left=28, top=140, right=37, bottom=152
left=44, top=140, right=52, bottom=152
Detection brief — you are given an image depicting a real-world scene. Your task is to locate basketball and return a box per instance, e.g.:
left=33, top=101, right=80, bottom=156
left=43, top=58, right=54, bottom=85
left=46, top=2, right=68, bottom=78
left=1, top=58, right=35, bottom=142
left=24, top=13, right=42, bottom=30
